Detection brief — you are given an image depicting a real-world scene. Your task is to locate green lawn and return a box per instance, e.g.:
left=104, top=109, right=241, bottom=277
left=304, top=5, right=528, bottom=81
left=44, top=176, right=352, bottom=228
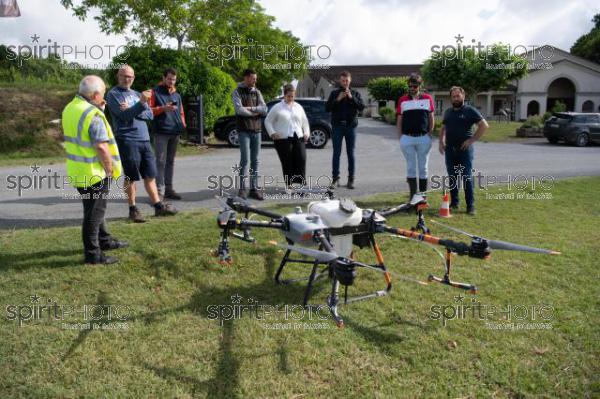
left=479, top=121, right=525, bottom=143
left=1, top=177, right=598, bottom=398
left=431, top=120, right=524, bottom=143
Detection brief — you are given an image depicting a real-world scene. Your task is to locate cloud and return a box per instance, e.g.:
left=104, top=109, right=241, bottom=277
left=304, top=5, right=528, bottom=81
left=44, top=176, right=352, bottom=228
left=0, top=0, right=128, bottom=65
left=0, top=0, right=597, bottom=67
left=259, top=0, right=599, bottom=64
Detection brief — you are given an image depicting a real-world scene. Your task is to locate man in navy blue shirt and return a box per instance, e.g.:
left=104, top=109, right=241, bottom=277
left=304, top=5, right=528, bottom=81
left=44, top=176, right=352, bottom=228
left=439, top=86, right=488, bottom=215
left=107, top=65, right=177, bottom=222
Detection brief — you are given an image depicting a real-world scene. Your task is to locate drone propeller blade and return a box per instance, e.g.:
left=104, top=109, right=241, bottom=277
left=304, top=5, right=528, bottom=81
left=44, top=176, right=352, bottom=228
left=430, top=220, right=560, bottom=255
left=215, top=196, right=232, bottom=210
left=430, top=219, right=475, bottom=237
left=290, top=187, right=332, bottom=196
left=487, top=239, right=561, bottom=255
left=232, top=195, right=251, bottom=206
left=220, top=191, right=251, bottom=209
left=410, top=192, right=427, bottom=205
left=278, top=244, right=339, bottom=263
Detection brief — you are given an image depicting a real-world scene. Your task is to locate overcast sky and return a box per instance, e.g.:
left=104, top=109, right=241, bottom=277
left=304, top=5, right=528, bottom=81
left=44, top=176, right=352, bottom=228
left=0, top=0, right=597, bottom=65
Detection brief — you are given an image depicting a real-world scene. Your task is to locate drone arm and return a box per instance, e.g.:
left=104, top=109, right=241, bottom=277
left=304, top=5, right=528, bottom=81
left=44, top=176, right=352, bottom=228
left=383, top=226, right=489, bottom=259
left=245, top=207, right=283, bottom=220
left=377, top=203, right=412, bottom=217
left=239, top=219, right=285, bottom=230
left=219, top=217, right=285, bottom=231
left=226, top=199, right=283, bottom=220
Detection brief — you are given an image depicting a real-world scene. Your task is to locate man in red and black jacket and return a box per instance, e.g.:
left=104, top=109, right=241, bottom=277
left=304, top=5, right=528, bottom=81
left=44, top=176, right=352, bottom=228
left=150, top=67, right=186, bottom=200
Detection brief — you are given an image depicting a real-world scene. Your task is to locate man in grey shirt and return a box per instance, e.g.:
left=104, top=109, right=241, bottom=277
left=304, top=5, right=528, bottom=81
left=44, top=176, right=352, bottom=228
left=231, top=68, right=267, bottom=200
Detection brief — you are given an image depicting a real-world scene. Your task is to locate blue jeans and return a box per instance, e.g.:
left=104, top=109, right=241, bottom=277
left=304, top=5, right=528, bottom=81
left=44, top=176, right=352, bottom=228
left=400, top=134, right=432, bottom=179
left=332, top=124, right=357, bottom=178
left=445, top=144, right=474, bottom=208
left=154, top=133, right=179, bottom=195
left=238, top=131, right=261, bottom=190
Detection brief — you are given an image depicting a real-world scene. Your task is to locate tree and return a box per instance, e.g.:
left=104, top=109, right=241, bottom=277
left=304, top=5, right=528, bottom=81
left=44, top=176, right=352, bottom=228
left=421, top=43, right=528, bottom=100
left=106, top=45, right=237, bottom=130
left=571, top=14, right=600, bottom=64
left=60, top=0, right=202, bottom=50
left=366, top=77, right=408, bottom=106
left=60, top=0, right=309, bottom=98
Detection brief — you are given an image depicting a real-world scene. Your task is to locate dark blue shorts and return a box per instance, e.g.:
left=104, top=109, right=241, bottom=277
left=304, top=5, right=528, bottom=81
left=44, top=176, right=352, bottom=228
left=116, top=139, right=157, bottom=181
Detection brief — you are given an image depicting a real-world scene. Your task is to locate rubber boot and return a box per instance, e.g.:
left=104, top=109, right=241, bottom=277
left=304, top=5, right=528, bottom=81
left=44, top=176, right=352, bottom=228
left=419, top=178, right=428, bottom=193
left=407, top=177, right=417, bottom=201
left=347, top=176, right=355, bottom=189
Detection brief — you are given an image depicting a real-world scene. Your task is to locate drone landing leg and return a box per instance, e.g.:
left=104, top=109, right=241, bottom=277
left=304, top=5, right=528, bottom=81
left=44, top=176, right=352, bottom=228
left=372, top=237, right=392, bottom=294
left=275, top=241, right=329, bottom=286
left=302, top=259, right=321, bottom=306
left=327, top=278, right=344, bottom=327
left=274, top=248, right=292, bottom=284
left=331, top=235, right=391, bottom=305
left=428, top=250, right=477, bottom=294
left=216, top=228, right=232, bottom=264
left=412, top=208, right=430, bottom=234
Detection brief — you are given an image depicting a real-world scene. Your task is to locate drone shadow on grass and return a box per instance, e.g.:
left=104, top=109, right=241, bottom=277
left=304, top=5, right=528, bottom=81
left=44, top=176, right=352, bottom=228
left=0, top=248, right=83, bottom=272
left=60, top=242, right=429, bottom=396
left=77, top=249, right=302, bottom=397
left=62, top=291, right=111, bottom=361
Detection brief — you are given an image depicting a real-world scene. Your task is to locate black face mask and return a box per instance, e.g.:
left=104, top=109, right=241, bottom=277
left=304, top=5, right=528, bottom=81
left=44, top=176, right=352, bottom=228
left=452, top=100, right=464, bottom=108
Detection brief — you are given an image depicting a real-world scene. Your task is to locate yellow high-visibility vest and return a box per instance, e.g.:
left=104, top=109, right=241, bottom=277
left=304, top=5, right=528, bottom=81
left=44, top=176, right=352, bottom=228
left=62, top=95, right=122, bottom=188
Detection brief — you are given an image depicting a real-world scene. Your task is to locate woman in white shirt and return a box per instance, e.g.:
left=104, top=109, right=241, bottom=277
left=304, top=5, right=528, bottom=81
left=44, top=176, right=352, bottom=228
left=265, top=84, right=310, bottom=189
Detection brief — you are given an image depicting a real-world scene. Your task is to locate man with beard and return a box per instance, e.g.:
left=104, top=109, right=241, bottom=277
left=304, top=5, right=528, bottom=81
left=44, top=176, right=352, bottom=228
left=439, top=86, right=488, bottom=215
left=396, top=73, right=434, bottom=200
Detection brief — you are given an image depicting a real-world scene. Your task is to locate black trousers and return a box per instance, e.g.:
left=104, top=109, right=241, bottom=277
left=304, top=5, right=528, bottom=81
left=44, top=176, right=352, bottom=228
left=274, top=134, right=306, bottom=188
left=76, top=178, right=113, bottom=260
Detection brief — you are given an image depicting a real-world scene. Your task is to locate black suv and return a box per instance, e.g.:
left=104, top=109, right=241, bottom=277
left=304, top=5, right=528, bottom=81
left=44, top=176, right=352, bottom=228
left=213, top=98, right=331, bottom=149
left=543, top=112, right=600, bottom=146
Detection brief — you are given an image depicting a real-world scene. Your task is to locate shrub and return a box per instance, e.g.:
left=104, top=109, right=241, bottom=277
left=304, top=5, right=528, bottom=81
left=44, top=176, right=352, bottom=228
left=378, top=107, right=396, bottom=124
left=551, top=100, right=567, bottom=113
left=521, top=115, right=544, bottom=128
left=367, top=77, right=408, bottom=104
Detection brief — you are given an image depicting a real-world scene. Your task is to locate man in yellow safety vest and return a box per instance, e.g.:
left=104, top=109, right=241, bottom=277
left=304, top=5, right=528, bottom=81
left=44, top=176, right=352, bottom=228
left=63, top=75, right=129, bottom=264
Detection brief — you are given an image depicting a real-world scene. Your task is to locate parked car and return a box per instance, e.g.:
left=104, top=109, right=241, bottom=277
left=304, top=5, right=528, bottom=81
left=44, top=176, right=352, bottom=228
left=213, top=98, right=332, bottom=149
left=543, top=112, right=600, bottom=146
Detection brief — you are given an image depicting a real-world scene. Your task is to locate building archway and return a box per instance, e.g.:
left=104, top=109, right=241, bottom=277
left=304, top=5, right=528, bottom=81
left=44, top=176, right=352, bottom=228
left=582, top=100, right=594, bottom=113
left=546, top=77, right=575, bottom=112
left=527, top=100, right=540, bottom=116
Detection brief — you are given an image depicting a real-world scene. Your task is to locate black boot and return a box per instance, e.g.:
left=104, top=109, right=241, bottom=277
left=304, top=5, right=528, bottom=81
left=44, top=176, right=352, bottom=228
left=407, top=177, right=417, bottom=200
left=329, top=177, right=340, bottom=189
left=347, top=176, right=355, bottom=189
left=418, top=178, right=428, bottom=193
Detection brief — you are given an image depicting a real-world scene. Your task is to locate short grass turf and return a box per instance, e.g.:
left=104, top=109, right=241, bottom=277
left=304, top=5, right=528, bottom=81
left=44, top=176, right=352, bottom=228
left=0, top=177, right=598, bottom=398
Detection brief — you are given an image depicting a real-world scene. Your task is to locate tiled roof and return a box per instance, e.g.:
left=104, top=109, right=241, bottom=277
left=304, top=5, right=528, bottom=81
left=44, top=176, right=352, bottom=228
left=308, top=64, right=423, bottom=87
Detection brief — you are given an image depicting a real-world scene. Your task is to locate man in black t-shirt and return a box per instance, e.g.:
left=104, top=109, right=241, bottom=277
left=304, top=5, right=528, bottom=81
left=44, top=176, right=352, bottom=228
left=439, top=86, right=489, bottom=215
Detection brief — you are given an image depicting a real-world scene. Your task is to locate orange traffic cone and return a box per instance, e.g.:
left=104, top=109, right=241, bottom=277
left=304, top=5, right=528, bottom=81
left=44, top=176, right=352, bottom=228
left=439, top=191, right=452, bottom=218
